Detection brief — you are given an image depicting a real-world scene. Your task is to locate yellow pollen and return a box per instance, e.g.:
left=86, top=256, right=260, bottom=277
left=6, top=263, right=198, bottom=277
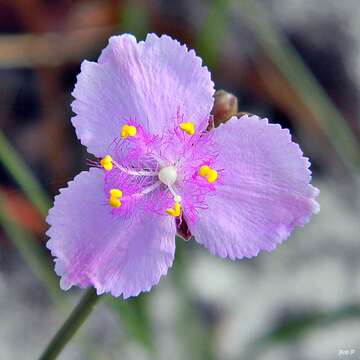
left=199, top=165, right=210, bottom=177
left=165, top=202, right=181, bottom=217
left=100, top=155, right=113, bottom=171
left=108, top=188, right=123, bottom=208
left=179, top=122, right=195, bottom=136
left=109, top=196, right=121, bottom=208
left=109, top=188, right=123, bottom=198
left=120, top=124, right=137, bottom=138
left=199, top=165, right=218, bottom=183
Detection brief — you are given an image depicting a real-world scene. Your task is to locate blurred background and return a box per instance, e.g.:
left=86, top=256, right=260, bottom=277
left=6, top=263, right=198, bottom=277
left=0, top=0, right=359, bottom=359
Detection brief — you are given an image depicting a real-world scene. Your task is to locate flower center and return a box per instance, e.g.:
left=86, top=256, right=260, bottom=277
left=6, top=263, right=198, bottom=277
left=158, top=165, right=177, bottom=186
left=100, top=120, right=219, bottom=221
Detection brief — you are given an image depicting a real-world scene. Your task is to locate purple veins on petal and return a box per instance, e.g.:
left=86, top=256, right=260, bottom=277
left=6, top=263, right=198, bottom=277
left=71, top=33, right=215, bottom=157
left=189, top=115, right=320, bottom=260
left=46, top=168, right=176, bottom=298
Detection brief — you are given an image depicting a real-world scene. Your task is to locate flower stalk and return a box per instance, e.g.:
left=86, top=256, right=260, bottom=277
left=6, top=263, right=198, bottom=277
left=39, top=289, right=101, bottom=360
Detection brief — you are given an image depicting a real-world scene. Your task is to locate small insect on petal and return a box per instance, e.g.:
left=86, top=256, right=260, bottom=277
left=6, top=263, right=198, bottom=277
left=179, top=122, right=195, bottom=136
left=165, top=202, right=181, bottom=217
left=100, top=155, right=113, bottom=171
left=120, top=124, right=137, bottom=138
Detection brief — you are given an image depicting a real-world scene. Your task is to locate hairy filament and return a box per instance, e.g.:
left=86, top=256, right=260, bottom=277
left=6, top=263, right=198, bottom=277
left=113, top=160, right=157, bottom=177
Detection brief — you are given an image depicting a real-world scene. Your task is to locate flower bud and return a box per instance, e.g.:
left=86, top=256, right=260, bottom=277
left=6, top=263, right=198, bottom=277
left=211, top=90, right=238, bottom=127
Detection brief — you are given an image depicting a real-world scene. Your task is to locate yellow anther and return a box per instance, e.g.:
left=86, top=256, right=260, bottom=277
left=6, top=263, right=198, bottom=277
left=199, top=165, right=218, bottom=183
left=179, top=122, right=195, bottom=136
left=100, top=155, right=113, bottom=171
left=207, top=169, right=218, bottom=183
left=120, top=124, right=137, bottom=138
left=108, top=188, right=123, bottom=208
left=199, top=165, right=210, bottom=177
left=109, top=188, right=123, bottom=198
left=109, top=196, right=121, bottom=209
left=165, top=202, right=181, bottom=217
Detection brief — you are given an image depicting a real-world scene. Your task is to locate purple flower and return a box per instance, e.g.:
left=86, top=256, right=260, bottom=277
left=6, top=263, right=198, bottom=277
left=46, top=34, right=319, bottom=298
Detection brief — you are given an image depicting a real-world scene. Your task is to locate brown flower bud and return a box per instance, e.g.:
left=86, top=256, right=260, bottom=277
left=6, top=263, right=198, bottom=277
left=211, top=90, right=238, bottom=127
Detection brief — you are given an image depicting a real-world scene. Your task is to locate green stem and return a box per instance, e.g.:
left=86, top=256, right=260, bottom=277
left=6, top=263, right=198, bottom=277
left=39, top=289, right=101, bottom=360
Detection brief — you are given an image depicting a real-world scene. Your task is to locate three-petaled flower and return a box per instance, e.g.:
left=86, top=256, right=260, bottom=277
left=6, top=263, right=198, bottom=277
left=46, top=34, right=319, bottom=298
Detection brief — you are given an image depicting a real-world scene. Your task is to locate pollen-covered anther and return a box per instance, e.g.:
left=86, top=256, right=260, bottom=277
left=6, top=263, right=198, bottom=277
left=165, top=202, right=181, bottom=217
left=100, top=155, right=113, bottom=171
left=199, top=165, right=218, bottom=183
left=179, top=122, right=195, bottom=136
left=109, top=197, right=121, bottom=208
left=109, top=188, right=123, bottom=208
left=109, top=188, right=123, bottom=198
left=120, top=124, right=137, bottom=138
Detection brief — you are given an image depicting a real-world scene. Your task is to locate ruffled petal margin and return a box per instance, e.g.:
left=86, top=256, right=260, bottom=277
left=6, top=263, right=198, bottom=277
left=71, top=33, right=214, bottom=157
left=46, top=168, right=176, bottom=298
left=189, top=115, right=319, bottom=260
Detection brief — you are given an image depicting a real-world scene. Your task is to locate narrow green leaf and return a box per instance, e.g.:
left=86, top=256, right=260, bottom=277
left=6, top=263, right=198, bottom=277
left=238, top=0, right=360, bottom=173
left=121, top=1, right=149, bottom=39
left=0, top=191, right=62, bottom=303
left=196, top=0, right=229, bottom=69
left=0, top=131, right=51, bottom=216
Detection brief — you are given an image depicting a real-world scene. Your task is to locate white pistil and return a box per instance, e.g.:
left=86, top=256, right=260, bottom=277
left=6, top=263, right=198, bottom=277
left=158, top=165, right=182, bottom=203
left=158, top=166, right=177, bottom=186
